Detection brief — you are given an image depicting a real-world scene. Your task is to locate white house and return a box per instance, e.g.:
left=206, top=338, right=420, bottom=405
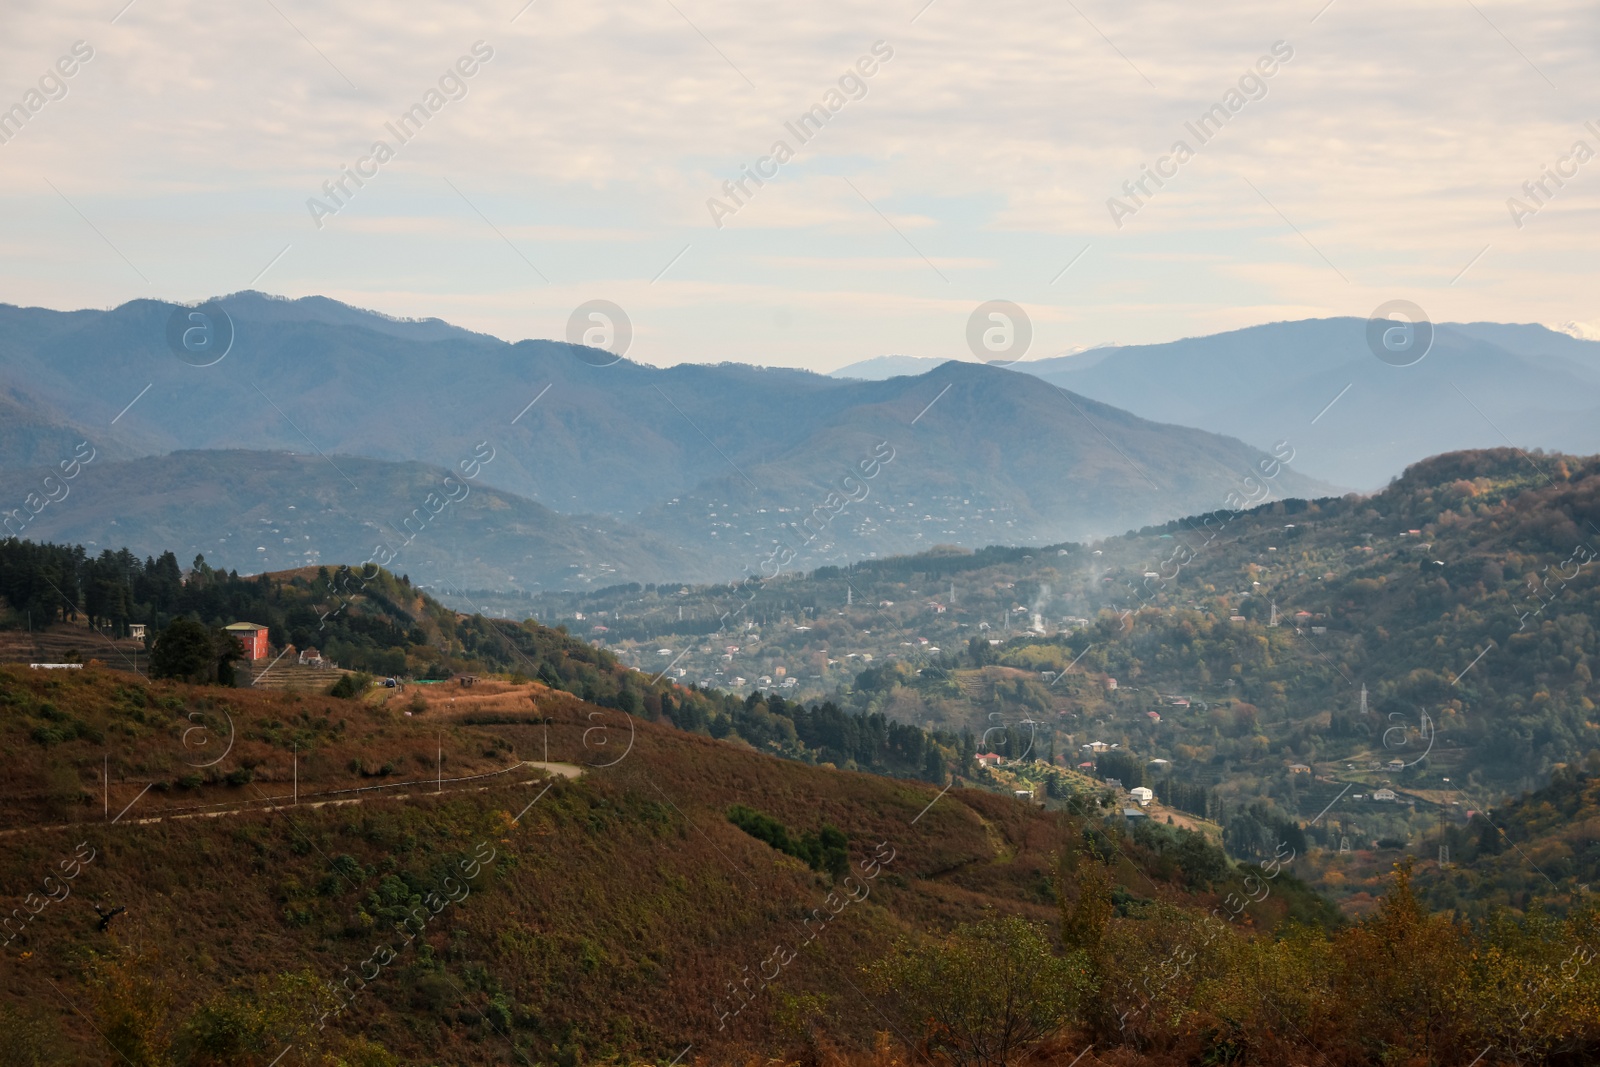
left=1373, top=788, right=1398, bottom=801
left=1129, top=786, right=1154, bottom=806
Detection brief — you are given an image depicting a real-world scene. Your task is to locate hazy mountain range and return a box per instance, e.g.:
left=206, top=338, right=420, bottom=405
left=835, top=319, right=1600, bottom=490
left=6, top=294, right=1599, bottom=589
left=0, top=292, right=1340, bottom=589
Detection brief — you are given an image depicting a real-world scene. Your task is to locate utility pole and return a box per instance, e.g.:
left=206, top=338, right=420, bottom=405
left=437, top=732, right=442, bottom=794
left=293, top=741, right=298, bottom=805
left=104, top=755, right=108, bottom=821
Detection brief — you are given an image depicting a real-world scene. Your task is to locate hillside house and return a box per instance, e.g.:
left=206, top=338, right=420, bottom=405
left=1373, top=788, right=1398, bottom=801
left=1289, top=763, right=1311, bottom=774
left=976, top=752, right=1003, bottom=768
left=1129, top=786, right=1154, bottom=805
left=128, top=623, right=146, bottom=641
left=223, top=621, right=269, bottom=660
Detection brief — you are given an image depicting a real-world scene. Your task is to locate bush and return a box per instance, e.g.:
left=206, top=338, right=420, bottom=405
left=866, top=916, right=1091, bottom=1067
left=328, top=672, right=373, bottom=699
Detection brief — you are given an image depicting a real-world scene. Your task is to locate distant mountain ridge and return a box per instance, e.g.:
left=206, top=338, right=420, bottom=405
left=0, top=292, right=1338, bottom=574
left=1018, top=317, right=1600, bottom=489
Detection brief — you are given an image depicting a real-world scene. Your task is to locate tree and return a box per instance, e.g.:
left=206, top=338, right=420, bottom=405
left=175, top=968, right=344, bottom=1066
left=150, top=618, right=215, bottom=683
left=0, top=1003, right=66, bottom=1067
left=866, top=915, right=1090, bottom=1067
left=214, top=631, right=245, bottom=687
left=328, top=672, right=372, bottom=699
left=968, top=634, right=998, bottom=667
left=86, top=944, right=173, bottom=1067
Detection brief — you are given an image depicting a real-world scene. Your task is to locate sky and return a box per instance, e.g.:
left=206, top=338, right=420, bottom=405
left=1, top=0, right=1597, bottom=371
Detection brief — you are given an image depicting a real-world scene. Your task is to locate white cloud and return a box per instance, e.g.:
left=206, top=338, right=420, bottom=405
left=0, top=0, right=1596, bottom=363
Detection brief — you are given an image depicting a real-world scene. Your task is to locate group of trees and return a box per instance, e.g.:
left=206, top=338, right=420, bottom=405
left=0, top=540, right=465, bottom=678
left=148, top=617, right=246, bottom=685
left=1153, top=777, right=1211, bottom=818
left=871, top=838, right=1600, bottom=1067
left=726, top=804, right=849, bottom=879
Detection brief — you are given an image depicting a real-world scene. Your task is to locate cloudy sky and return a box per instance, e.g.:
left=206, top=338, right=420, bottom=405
left=1, top=0, right=1595, bottom=370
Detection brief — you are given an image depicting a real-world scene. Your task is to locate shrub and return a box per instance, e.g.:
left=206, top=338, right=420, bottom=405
left=866, top=916, right=1091, bottom=1067
left=328, top=672, right=373, bottom=699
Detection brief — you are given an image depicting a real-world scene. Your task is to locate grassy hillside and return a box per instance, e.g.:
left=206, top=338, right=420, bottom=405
left=0, top=538, right=968, bottom=787
left=0, top=663, right=1295, bottom=1065
left=2, top=664, right=1599, bottom=1065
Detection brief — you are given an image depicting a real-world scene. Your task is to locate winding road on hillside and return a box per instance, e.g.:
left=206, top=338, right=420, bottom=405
left=0, top=760, right=585, bottom=838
